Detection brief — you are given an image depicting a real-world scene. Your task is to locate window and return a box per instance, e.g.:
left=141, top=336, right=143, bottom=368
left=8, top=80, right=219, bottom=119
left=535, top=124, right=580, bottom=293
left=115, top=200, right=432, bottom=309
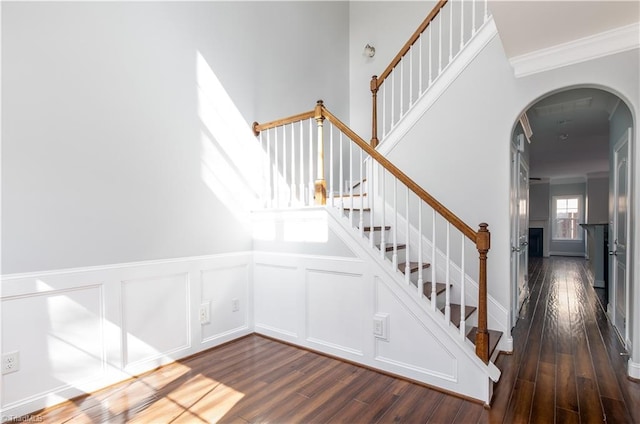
left=552, top=195, right=583, bottom=240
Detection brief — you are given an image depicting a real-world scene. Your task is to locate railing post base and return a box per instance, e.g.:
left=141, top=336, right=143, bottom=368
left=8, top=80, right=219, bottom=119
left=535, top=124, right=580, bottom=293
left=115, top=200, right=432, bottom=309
left=314, top=179, right=327, bottom=205
left=475, top=222, right=490, bottom=363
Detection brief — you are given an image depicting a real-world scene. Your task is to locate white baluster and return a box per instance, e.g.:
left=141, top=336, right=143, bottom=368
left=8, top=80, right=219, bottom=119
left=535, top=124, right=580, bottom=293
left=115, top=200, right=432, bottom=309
left=409, top=44, right=413, bottom=108
left=392, top=177, right=398, bottom=272
left=460, top=0, right=465, bottom=50
left=339, top=132, right=344, bottom=212
left=431, top=209, right=437, bottom=310
left=438, top=12, right=442, bottom=74
left=428, top=25, right=433, bottom=86
left=268, top=129, right=275, bottom=208
left=283, top=124, right=288, bottom=207
left=290, top=124, right=295, bottom=207
left=472, top=0, right=477, bottom=35
left=349, top=141, right=353, bottom=225
left=359, top=148, right=364, bottom=236
left=369, top=160, right=375, bottom=248
left=449, top=0, right=453, bottom=62
left=484, top=0, right=489, bottom=22
left=445, top=223, right=451, bottom=325
left=418, top=201, right=424, bottom=297
left=380, top=171, right=386, bottom=259
left=460, top=233, right=466, bottom=337
left=400, top=60, right=404, bottom=118
left=382, top=83, right=387, bottom=138
left=329, top=124, right=334, bottom=207
left=419, top=35, right=423, bottom=95
left=299, top=121, right=304, bottom=205
left=308, top=118, right=313, bottom=206
left=391, top=72, right=395, bottom=130
left=259, top=132, right=265, bottom=208
left=405, top=187, right=410, bottom=284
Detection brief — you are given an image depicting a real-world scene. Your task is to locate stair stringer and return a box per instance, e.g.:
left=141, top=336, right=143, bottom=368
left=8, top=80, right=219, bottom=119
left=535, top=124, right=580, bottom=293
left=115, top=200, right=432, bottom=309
left=373, top=198, right=513, bottom=354
left=324, top=206, right=501, bottom=402
left=376, top=17, right=498, bottom=157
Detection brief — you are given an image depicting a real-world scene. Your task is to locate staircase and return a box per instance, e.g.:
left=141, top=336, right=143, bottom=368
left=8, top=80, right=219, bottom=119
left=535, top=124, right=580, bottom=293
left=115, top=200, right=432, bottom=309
left=341, top=182, right=503, bottom=362
left=251, top=0, right=503, bottom=403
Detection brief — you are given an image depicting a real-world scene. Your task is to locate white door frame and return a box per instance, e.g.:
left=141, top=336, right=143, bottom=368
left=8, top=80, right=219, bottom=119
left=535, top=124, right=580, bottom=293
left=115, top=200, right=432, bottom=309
left=611, top=128, right=632, bottom=349
left=510, top=141, right=529, bottom=329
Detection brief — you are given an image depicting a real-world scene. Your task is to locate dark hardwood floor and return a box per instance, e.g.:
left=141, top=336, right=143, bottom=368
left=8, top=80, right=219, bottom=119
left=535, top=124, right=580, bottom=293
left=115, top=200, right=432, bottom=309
left=16, top=257, right=640, bottom=423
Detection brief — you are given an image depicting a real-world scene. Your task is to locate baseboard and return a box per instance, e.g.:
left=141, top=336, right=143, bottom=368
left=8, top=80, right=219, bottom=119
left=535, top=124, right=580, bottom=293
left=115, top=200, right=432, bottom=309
left=549, top=252, right=586, bottom=258
left=628, top=360, right=640, bottom=380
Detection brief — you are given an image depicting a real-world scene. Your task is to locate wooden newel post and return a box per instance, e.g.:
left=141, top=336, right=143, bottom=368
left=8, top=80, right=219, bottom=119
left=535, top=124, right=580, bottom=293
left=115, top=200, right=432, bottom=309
left=370, top=75, right=379, bottom=148
left=475, top=223, right=490, bottom=363
left=314, top=100, right=327, bottom=205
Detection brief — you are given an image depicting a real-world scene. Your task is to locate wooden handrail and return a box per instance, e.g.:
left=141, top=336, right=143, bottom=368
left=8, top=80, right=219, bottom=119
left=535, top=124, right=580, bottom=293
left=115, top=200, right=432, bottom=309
left=370, top=0, right=448, bottom=146
left=375, top=0, right=448, bottom=87
left=321, top=105, right=477, bottom=243
left=253, top=110, right=315, bottom=136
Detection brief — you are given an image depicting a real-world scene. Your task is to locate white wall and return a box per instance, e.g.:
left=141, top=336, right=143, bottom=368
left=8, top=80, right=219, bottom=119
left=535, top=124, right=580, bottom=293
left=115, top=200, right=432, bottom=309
left=1, top=1, right=350, bottom=274
left=348, top=1, right=436, bottom=138
left=587, top=175, right=609, bottom=223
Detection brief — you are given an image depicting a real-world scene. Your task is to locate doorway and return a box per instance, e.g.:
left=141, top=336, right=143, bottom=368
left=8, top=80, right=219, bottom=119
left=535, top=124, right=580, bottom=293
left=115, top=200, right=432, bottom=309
left=509, top=87, right=633, bottom=347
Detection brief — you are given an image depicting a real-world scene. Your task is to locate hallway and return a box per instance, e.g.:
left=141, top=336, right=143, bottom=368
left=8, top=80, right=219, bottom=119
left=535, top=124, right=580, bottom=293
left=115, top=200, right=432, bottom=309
left=490, top=257, right=640, bottom=423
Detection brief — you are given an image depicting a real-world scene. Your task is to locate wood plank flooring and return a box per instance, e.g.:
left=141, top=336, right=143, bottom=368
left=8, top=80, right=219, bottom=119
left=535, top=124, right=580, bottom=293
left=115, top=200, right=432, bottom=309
left=17, top=257, right=640, bottom=423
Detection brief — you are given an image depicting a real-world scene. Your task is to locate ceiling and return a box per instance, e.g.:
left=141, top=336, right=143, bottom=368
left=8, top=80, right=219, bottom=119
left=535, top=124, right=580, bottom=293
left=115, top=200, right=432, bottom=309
left=524, top=88, right=621, bottom=181
left=489, top=1, right=638, bottom=182
left=489, top=1, right=640, bottom=58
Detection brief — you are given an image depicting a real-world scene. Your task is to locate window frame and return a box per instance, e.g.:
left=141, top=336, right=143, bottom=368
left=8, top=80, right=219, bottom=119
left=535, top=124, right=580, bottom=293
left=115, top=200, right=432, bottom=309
left=551, top=194, right=584, bottom=241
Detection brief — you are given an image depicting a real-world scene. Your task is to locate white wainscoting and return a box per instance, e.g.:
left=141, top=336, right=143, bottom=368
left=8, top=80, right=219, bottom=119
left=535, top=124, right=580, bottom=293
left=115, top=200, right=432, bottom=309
left=253, top=249, right=494, bottom=403
left=253, top=207, right=500, bottom=404
left=1, top=252, right=253, bottom=418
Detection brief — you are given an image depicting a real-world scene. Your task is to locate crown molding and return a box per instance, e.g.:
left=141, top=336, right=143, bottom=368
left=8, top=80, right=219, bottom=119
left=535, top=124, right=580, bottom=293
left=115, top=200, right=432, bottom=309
left=509, top=22, right=640, bottom=78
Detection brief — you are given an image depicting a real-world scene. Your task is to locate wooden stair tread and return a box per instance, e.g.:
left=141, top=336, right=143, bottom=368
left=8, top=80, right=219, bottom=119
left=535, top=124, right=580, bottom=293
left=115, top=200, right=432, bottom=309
left=398, top=262, right=431, bottom=273
left=378, top=243, right=407, bottom=252
left=466, top=327, right=503, bottom=358
left=343, top=207, right=371, bottom=211
left=423, top=282, right=447, bottom=299
left=441, top=304, right=476, bottom=328
left=335, top=193, right=368, bottom=198
left=362, top=225, right=391, bottom=232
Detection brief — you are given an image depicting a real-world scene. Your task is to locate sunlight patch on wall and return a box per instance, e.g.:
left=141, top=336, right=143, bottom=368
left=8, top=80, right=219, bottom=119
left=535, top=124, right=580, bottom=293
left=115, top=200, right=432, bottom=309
left=252, top=209, right=329, bottom=243
left=197, top=51, right=264, bottom=213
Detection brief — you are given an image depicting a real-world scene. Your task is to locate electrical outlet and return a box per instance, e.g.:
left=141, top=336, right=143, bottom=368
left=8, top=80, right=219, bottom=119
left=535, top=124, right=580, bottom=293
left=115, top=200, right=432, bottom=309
left=232, top=298, right=239, bottom=312
left=199, top=301, right=210, bottom=325
left=2, top=351, right=20, bottom=375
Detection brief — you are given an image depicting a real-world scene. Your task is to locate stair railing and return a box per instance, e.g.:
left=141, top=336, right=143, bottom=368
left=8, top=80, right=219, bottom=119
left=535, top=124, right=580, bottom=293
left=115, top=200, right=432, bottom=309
left=253, top=101, right=491, bottom=363
left=370, top=0, right=490, bottom=147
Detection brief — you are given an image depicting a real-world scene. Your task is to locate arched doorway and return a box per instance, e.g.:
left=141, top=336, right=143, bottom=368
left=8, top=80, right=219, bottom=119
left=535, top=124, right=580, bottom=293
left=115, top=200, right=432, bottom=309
left=510, top=87, right=633, bottom=349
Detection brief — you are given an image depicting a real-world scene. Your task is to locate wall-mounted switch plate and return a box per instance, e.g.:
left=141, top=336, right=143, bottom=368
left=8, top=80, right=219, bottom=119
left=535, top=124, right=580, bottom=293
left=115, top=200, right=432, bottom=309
left=232, top=298, right=239, bottom=312
left=373, top=313, right=389, bottom=341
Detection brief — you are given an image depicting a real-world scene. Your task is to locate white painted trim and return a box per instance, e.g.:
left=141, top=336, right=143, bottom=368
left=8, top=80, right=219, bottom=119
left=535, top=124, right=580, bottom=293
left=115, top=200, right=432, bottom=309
left=510, top=22, right=640, bottom=78
left=629, top=360, right=640, bottom=380
left=1, top=251, right=254, bottom=281
left=549, top=251, right=586, bottom=257
left=377, top=18, right=498, bottom=156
